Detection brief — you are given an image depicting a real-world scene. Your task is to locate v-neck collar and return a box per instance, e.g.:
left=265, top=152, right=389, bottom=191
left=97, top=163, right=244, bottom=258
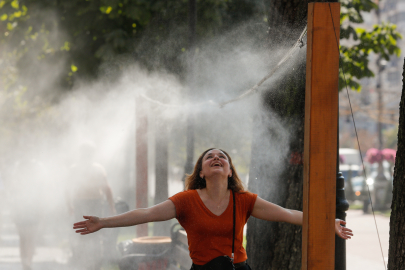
left=194, top=189, right=232, bottom=217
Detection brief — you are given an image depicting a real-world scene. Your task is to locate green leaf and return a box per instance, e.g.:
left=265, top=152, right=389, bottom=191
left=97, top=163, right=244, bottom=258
left=71, top=64, right=78, bottom=72
left=100, top=6, right=113, bottom=14
left=7, top=22, right=14, bottom=30
left=60, top=41, right=70, bottom=51
left=0, top=14, right=7, bottom=21
left=10, top=0, right=18, bottom=9
left=22, top=5, right=27, bottom=16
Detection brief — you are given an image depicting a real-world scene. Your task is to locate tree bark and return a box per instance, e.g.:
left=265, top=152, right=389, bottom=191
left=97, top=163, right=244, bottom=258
left=246, top=1, right=334, bottom=269
left=388, top=59, right=405, bottom=269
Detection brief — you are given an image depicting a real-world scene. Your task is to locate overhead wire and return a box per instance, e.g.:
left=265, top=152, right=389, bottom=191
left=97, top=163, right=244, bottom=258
left=328, top=3, right=387, bottom=270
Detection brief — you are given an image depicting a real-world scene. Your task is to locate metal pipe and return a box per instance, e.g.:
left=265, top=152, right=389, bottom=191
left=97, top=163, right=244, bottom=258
left=336, top=103, right=349, bottom=270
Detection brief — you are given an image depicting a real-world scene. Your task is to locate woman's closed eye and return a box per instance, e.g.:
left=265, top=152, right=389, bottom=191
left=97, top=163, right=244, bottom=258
left=206, top=155, right=226, bottom=159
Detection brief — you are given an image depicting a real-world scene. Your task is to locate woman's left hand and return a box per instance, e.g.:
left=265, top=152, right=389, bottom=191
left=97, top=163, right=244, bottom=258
left=335, top=219, right=353, bottom=240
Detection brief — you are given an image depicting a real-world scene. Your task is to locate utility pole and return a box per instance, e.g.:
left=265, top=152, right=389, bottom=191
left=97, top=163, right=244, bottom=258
left=374, top=4, right=388, bottom=210
left=183, top=0, right=196, bottom=184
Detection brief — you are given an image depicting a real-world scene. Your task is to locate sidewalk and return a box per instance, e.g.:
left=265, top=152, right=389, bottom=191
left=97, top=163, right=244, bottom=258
left=346, top=209, right=390, bottom=270
left=0, top=247, right=68, bottom=270
left=0, top=210, right=70, bottom=270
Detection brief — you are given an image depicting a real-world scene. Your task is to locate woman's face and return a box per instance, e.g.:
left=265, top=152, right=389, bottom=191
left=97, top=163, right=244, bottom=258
left=199, top=149, right=232, bottom=180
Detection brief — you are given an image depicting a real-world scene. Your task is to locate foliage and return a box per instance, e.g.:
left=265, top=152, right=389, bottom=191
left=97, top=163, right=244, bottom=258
left=0, top=0, right=402, bottom=105
left=0, top=0, right=257, bottom=90
left=339, top=0, right=402, bottom=91
left=0, top=0, right=260, bottom=160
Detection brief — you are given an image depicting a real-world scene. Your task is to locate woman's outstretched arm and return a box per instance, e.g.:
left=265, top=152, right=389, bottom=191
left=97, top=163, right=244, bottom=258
left=251, top=197, right=353, bottom=240
left=73, top=199, right=176, bottom=235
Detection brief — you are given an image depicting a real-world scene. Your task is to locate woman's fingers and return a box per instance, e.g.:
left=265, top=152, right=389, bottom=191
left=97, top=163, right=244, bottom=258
left=340, top=226, right=353, bottom=234
left=73, top=222, right=89, bottom=229
left=340, top=228, right=353, bottom=239
left=73, top=221, right=86, bottom=227
left=73, top=216, right=101, bottom=235
left=335, top=219, right=353, bottom=240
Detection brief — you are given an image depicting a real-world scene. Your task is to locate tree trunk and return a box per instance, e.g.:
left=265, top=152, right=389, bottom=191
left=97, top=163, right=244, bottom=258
left=388, top=58, right=405, bottom=269
left=246, top=1, right=334, bottom=269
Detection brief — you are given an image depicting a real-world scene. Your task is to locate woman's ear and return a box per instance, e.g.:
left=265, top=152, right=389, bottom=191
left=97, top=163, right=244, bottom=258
left=199, top=171, right=204, bottom=179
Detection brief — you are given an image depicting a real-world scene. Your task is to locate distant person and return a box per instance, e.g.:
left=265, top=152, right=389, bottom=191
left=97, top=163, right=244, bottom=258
left=66, top=141, right=115, bottom=270
left=9, top=158, right=47, bottom=270
left=73, top=148, right=353, bottom=270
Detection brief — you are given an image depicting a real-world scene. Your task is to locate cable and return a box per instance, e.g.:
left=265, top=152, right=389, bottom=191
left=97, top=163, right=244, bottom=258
left=328, top=4, right=387, bottom=270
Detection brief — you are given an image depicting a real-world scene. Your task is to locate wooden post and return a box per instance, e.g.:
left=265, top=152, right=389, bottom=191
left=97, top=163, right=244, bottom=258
left=302, top=3, right=340, bottom=269
left=154, top=112, right=170, bottom=236
left=136, top=96, right=149, bottom=237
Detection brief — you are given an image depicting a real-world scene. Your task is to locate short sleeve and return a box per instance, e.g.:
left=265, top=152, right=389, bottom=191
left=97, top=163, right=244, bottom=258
left=168, top=190, right=193, bottom=222
left=237, top=192, right=257, bottom=219
left=246, top=192, right=258, bottom=216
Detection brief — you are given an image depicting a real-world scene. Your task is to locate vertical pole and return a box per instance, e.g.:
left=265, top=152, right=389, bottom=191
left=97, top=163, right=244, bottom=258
left=335, top=172, right=349, bottom=269
left=154, top=114, right=169, bottom=236
left=374, top=0, right=388, bottom=211
left=136, top=96, right=148, bottom=237
left=336, top=112, right=349, bottom=270
left=376, top=3, right=384, bottom=151
left=302, top=3, right=340, bottom=269
left=183, top=0, right=196, bottom=183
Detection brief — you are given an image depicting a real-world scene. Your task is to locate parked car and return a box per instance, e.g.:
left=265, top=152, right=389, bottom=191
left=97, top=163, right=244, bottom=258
left=346, top=160, right=393, bottom=212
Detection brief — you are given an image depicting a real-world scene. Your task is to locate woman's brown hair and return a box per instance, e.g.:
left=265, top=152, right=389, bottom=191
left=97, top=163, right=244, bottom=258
left=185, top=148, right=247, bottom=193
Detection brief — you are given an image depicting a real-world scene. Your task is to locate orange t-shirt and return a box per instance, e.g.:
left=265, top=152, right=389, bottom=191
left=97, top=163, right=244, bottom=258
left=169, top=190, right=258, bottom=265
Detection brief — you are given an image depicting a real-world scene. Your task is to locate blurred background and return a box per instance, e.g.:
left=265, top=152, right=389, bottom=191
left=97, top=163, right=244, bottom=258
left=0, top=0, right=403, bottom=270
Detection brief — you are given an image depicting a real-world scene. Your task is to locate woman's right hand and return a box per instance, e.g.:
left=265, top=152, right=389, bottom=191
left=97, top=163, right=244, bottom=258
left=73, top=215, right=103, bottom=235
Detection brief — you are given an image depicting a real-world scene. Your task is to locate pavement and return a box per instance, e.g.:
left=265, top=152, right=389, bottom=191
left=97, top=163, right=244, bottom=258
left=346, top=209, right=390, bottom=270
left=0, top=210, right=71, bottom=270
left=0, top=209, right=391, bottom=270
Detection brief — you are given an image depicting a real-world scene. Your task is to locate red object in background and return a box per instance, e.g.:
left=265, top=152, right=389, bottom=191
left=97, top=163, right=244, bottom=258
left=290, top=152, right=303, bottom=165
left=138, top=259, right=168, bottom=270
left=382, top=148, right=396, bottom=163
left=136, top=97, right=148, bottom=237
left=366, top=148, right=396, bottom=164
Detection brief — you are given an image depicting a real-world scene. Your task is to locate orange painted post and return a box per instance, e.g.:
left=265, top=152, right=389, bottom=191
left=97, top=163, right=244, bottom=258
left=302, top=3, right=340, bottom=270
left=136, top=96, right=149, bottom=237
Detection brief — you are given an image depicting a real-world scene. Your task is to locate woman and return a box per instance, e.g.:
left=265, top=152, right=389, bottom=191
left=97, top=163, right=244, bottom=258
left=73, top=148, right=353, bottom=269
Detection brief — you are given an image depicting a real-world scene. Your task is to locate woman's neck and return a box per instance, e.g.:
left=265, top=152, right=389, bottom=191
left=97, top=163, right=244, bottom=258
left=204, top=176, right=229, bottom=202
